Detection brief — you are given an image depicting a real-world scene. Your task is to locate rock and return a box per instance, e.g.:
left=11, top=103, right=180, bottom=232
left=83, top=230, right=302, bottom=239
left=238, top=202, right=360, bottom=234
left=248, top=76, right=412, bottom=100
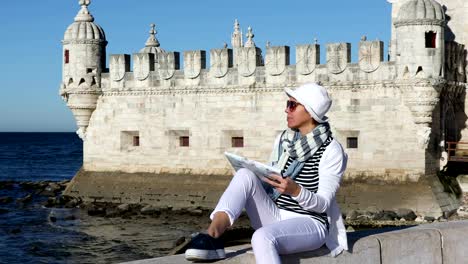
left=43, top=197, right=57, bottom=207
left=17, top=194, right=33, bottom=204
left=0, top=181, right=16, bottom=190
left=188, top=209, right=203, bottom=216
left=104, top=207, right=120, bottom=218
left=396, top=208, right=417, bottom=221
left=0, top=196, right=13, bottom=204
left=346, top=226, right=355, bottom=232
left=141, top=205, right=161, bottom=216
left=87, top=204, right=106, bottom=217
left=117, top=203, right=130, bottom=212
left=355, top=211, right=374, bottom=221
left=415, top=216, right=424, bottom=222
left=346, top=210, right=359, bottom=221
left=373, top=210, right=398, bottom=221
left=437, top=216, right=448, bottom=222
left=424, top=216, right=435, bottom=222
left=64, top=197, right=81, bottom=208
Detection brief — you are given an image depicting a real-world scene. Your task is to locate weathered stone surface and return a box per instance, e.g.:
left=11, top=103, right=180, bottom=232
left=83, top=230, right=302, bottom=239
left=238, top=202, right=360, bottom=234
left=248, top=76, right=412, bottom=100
left=416, top=220, right=468, bottom=264
left=377, top=229, right=442, bottom=264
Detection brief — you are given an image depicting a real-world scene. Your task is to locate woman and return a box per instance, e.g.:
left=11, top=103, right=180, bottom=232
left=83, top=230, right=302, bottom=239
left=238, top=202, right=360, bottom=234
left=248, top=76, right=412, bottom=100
left=185, top=83, right=348, bottom=263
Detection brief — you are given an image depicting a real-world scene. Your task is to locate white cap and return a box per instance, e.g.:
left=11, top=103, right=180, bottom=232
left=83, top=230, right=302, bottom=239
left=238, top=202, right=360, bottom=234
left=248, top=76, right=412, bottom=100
left=284, top=83, right=332, bottom=123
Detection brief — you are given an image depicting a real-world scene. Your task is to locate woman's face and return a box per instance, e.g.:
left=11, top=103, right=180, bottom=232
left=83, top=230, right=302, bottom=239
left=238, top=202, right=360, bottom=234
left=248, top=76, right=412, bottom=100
left=285, top=97, right=313, bottom=130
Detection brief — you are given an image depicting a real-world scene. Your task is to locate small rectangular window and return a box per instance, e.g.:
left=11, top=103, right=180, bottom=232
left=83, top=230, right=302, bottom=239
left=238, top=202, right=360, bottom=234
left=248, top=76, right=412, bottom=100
left=64, top=50, right=69, bottom=64
left=232, top=137, right=244, bottom=148
left=425, top=31, right=437, bottom=48
left=133, top=136, right=140, bottom=147
left=180, top=136, right=189, bottom=147
left=347, top=137, right=358, bottom=149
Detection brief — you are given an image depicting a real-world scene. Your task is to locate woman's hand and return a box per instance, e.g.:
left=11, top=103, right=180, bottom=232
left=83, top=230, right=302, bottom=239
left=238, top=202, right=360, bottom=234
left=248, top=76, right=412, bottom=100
left=263, top=174, right=302, bottom=197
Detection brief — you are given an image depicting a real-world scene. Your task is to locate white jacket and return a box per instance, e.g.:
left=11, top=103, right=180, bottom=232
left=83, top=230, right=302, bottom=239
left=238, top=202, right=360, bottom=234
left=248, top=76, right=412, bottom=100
left=269, top=131, right=348, bottom=257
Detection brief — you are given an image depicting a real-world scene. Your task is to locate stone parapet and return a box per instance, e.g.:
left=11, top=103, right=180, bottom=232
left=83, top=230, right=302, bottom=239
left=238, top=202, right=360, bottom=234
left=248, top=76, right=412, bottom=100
left=103, top=40, right=396, bottom=92
left=120, top=220, right=468, bottom=264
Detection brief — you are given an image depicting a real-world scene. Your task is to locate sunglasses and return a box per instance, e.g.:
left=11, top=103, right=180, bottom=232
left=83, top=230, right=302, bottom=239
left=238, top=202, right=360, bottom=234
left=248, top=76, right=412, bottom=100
left=286, top=100, right=301, bottom=111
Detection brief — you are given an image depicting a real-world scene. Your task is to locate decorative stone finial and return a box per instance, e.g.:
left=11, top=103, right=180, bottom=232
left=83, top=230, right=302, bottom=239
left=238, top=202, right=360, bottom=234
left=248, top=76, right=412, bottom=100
left=145, top=23, right=160, bottom=47
left=231, top=19, right=243, bottom=48
left=244, top=26, right=256, bottom=48
left=361, top=35, right=367, bottom=41
left=234, top=19, right=240, bottom=32
left=75, top=0, right=94, bottom=22
left=314, top=38, right=318, bottom=45
left=266, top=41, right=271, bottom=48
left=223, top=42, right=228, bottom=49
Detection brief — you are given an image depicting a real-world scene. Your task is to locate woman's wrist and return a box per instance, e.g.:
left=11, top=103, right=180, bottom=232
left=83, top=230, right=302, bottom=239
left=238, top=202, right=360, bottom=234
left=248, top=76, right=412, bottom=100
left=291, top=185, right=302, bottom=198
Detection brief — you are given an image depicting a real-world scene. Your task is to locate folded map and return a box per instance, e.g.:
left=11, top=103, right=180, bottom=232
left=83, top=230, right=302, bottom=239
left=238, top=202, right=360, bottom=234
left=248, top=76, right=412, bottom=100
left=224, top=152, right=282, bottom=181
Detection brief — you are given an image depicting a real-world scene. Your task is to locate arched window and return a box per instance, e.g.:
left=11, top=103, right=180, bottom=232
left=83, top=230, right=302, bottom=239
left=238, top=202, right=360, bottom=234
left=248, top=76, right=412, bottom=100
left=425, top=31, right=436, bottom=48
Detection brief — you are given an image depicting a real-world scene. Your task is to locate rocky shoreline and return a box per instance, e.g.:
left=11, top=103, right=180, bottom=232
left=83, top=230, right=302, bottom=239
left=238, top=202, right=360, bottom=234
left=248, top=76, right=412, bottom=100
left=1, top=180, right=467, bottom=258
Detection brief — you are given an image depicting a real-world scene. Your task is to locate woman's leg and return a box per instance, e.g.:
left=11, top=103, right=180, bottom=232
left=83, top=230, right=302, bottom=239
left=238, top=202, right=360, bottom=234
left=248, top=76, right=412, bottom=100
left=209, top=168, right=281, bottom=236
left=251, top=217, right=328, bottom=264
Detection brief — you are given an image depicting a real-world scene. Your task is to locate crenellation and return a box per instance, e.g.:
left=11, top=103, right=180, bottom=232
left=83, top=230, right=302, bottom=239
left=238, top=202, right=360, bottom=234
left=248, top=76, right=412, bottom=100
left=296, top=43, right=320, bottom=81
left=133, top=53, right=154, bottom=82
left=359, top=40, right=384, bottom=73
left=103, top=41, right=402, bottom=91
left=327, top=43, right=351, bottom=74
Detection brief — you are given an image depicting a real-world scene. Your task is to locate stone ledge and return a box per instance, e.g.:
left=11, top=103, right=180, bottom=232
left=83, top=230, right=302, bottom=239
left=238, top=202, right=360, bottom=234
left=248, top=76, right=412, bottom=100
left=120, top=220, right=468, bottom=264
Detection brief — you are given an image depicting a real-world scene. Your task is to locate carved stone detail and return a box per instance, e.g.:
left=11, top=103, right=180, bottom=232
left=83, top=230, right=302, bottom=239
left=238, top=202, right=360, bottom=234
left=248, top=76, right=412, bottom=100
left=296, top=44, right=319, bottom=75
left=400, top=80, right=441, bottom=149
left=359, top=41, right=383, bottom=73
left=110, top=54, right=129, bottom=81
left=327, top=43, right=351, bottom=74
left=210, top=49, right=232, bottom=78
left=62, top=39, right=107, bottom=45
left=265, top=46, right=289, bottom=76
left=133, top=53, right=155, bottom=81
left=159, top=52, right=179, bottom=80
left=184, top=50, right=206, bottom=79
left=238, top=47, right=259, bottom=77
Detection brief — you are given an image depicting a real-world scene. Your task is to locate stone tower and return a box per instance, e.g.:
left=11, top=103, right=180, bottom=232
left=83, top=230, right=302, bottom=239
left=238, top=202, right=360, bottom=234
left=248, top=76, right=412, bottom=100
left=394, top=0, right=445, bottom=78
left=60, top=0, right=107, bottom=139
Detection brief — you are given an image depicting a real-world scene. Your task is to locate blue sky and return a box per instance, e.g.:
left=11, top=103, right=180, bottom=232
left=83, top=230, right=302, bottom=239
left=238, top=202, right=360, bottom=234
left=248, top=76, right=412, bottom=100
left=0, top=0, right=392, bottom=132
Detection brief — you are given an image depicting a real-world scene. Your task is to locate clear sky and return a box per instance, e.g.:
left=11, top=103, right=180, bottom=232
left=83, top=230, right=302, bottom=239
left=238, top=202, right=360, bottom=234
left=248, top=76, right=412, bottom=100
left=0, top=0, right=392, bottom=132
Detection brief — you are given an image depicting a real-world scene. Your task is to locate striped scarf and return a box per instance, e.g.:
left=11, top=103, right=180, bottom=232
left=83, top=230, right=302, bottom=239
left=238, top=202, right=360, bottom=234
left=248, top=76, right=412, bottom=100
left=281, top=123, right=331, bottom=179
left=264, top=123, right=332, bottom=201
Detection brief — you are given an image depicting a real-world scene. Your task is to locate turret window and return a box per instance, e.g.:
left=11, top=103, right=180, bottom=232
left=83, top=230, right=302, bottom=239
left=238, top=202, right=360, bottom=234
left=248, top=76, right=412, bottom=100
left=64, top=50, right=69, bottom=64
left=425, top=31, right=436, bottom=48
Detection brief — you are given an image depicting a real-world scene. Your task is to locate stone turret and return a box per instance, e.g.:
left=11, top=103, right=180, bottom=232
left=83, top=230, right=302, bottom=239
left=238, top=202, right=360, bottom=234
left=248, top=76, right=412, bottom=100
left=393, top=0, right=446, bottom=149
left=394, top=0, right=445, bottom=79
left=139, top=23, right=165, bottom=63
left=60, top=0, right=107, bottom=139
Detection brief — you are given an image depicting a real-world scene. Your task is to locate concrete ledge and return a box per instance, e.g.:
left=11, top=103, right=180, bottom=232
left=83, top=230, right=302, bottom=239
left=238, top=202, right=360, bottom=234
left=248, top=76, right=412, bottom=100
left=121, top=220, right=468, bottom=264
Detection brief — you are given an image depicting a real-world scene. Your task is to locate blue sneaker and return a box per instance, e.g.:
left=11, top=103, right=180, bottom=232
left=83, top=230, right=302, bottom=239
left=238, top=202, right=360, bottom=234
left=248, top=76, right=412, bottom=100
left=185, top=233, right=226, bottom=261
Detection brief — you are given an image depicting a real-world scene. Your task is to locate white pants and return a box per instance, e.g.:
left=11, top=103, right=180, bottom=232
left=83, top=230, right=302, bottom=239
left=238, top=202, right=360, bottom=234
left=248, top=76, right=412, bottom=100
left=210, top=168, right=328, bottom=264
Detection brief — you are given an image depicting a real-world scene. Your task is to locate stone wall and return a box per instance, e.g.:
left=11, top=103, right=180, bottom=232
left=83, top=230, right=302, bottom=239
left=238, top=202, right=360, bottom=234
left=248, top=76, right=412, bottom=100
left=84, top=78, right=431, bottom=183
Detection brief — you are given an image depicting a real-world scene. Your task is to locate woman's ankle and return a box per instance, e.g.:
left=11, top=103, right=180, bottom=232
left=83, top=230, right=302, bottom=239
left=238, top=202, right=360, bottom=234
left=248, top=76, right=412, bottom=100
left=207, top=212, right=231, bottom=238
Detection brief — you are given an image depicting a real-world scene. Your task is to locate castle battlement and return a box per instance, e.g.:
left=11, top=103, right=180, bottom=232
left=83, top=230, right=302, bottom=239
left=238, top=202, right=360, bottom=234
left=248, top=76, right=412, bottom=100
left=102, top=40, right=397, bottom=92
